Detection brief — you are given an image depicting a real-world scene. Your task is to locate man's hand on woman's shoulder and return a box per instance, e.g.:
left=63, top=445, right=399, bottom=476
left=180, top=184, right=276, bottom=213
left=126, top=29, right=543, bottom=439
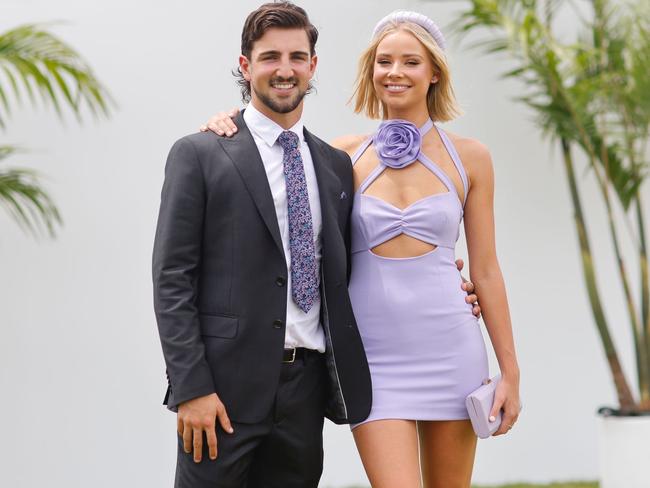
left=200, top=108, right=241, bottom=137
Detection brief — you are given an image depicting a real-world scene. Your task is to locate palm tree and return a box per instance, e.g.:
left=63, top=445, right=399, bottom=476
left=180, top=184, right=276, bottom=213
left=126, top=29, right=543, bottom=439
left=448, top=0, right=650, bottom=412
left=0, top=23, right=111, bottom=237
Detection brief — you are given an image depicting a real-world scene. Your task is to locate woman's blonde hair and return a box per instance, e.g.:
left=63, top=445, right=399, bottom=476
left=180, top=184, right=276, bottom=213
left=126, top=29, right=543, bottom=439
left=351, top=22, right=461, bottom=122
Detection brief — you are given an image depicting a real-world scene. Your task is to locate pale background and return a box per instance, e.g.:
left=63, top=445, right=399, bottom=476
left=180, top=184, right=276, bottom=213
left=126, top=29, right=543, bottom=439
left=0, top=0, right=639, bottom=486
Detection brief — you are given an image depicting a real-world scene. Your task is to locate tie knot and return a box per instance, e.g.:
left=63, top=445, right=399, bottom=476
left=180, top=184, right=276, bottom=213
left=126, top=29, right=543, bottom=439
left=277, top=130, right=299, bottom=151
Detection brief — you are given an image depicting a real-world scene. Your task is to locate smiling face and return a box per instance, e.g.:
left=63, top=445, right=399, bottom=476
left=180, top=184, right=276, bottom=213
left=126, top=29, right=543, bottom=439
left=239, top=27, right=317, bottom=123
left=372, top=29, right=437, bottom=117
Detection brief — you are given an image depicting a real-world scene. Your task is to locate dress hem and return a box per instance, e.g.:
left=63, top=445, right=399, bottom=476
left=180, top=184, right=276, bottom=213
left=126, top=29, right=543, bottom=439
left=350, top=410, right=470, bottom=430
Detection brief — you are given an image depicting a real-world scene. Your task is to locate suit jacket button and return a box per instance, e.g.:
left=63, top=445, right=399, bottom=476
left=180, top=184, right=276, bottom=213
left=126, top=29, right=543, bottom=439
left=273, top=319, right=284, bottom=329
left=276, top=277, right=286, bottom=287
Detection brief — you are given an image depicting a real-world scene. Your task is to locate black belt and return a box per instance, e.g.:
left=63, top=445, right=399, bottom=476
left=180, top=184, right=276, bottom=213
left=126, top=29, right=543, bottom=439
left=282, top=347, right=315, bottom=363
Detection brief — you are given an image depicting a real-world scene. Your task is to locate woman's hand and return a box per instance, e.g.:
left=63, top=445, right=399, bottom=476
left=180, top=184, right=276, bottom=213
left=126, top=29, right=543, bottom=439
left=199, top=107, right=241, bottom=136
left=490, top=373, right=521, bottom=436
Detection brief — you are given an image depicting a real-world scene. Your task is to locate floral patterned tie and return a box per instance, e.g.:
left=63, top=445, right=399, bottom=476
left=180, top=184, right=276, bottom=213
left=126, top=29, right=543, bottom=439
left=277, top=130, right=319, bottom=313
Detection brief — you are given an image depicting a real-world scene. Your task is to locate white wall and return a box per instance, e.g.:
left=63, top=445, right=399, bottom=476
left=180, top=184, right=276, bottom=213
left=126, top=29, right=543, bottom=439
left=1, top=0, right=640, bottom=486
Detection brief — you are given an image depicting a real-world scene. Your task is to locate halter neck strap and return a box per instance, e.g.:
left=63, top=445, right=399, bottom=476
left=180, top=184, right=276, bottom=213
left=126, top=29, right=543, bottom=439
left=419, top=118, right=434, bottom=136
left=351, top=137, right=373, bottom=165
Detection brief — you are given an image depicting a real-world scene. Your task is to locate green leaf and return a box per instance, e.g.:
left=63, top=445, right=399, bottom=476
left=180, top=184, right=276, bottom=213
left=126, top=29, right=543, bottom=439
left=0, top=145, right=61, bottom=237
left=0, top=23, right=112, bottom=123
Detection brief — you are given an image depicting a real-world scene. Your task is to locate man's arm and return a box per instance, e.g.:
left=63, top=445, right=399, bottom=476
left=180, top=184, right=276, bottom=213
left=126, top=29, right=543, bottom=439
left=152, top=137, right=233, bottom=463
left=153, top=137, right=215, bottom=406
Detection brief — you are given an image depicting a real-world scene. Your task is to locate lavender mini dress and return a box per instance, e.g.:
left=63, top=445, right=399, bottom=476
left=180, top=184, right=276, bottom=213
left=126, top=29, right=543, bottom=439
left=349, top=119, right=488, bottom=428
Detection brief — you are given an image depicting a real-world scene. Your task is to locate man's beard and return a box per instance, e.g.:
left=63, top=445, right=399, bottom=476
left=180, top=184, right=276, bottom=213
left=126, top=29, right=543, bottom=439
left=253, top=78, right=309, bottom=114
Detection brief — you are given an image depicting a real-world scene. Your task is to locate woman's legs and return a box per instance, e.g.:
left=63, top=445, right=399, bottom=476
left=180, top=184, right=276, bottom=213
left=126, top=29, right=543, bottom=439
left=353, top=419, right=422, bottom=488
left=417, top=420, right=477, bottom=488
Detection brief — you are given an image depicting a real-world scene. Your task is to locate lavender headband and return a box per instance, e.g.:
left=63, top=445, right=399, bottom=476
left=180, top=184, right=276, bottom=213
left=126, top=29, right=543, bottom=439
left=371, top=10, right=446, bottom=51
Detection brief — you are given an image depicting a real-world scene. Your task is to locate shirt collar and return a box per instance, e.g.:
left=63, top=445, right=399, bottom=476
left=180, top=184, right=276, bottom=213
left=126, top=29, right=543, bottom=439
left=243, top=102, right=305, bottom=148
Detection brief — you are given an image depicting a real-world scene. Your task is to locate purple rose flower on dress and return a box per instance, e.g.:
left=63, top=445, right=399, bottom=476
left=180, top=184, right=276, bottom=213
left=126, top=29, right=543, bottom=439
left=373, top=119, right=421, bottom=169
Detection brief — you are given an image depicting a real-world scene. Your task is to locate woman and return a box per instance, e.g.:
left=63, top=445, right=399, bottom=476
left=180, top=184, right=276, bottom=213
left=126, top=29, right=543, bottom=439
left=203, top=11, right=520, bottom=488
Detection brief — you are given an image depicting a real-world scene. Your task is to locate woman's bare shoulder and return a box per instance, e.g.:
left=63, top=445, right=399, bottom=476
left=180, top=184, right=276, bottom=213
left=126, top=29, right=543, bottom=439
left=330, top=134, right=370, bottom=157
left=445, top=131, right=493, bottom=170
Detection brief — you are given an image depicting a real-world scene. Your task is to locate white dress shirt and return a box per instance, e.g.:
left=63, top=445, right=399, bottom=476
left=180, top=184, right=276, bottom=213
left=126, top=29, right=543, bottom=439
left=243, top=103, right=326, bottom=353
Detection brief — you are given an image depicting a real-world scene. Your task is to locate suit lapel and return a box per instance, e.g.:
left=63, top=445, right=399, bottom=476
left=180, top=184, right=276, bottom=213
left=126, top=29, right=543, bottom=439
left=305, top=129, right=340, bottom=249
left=219, top=113, right=285, bottom=258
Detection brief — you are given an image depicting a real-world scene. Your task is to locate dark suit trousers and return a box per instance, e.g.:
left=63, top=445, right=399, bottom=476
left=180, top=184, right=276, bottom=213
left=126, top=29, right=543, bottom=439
left=174, top=351, right=327, bottom=488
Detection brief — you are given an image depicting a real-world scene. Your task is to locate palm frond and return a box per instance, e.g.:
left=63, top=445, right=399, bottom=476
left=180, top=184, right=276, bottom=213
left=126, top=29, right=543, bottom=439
left=448, top=0, right=650, bottom=410
left=0, top=23, right=113, bottom=128
left=451, top=0, right=649, bottom=211
left=0, top=145, right=61, bottom=237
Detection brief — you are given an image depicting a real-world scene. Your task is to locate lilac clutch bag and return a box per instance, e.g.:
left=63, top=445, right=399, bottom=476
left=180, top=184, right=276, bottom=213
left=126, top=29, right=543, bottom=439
left=465, top=374, right=501, bottom=439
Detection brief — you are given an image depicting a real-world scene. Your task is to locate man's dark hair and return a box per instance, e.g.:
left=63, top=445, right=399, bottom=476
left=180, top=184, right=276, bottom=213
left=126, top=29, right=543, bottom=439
left=234, top=2, right=319, bottom=102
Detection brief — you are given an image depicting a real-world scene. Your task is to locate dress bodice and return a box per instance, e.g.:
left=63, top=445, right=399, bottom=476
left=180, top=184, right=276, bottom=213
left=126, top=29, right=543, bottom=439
left=349, top=119, right=468, bottom=255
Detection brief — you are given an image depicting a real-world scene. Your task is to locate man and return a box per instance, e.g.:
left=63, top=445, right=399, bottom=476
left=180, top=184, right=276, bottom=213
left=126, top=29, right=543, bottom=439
left=153, top=3, right=479, bottom=487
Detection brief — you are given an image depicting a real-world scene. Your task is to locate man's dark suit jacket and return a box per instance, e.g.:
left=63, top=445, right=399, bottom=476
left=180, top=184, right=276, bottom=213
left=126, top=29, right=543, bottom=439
left=152, top=113, right=372, bottom=424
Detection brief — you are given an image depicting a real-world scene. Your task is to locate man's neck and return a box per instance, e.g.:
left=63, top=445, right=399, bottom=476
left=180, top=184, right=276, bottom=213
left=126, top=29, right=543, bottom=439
left=250, top=98, right=303, bottom=130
